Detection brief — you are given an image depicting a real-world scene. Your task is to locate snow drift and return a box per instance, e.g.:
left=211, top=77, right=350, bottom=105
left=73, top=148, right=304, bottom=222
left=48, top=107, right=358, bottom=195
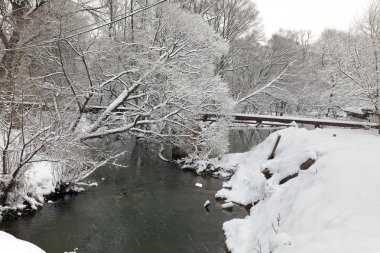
left=218, top=127, right=380, bottom=253
left=0, top=231, right=45, bottom=253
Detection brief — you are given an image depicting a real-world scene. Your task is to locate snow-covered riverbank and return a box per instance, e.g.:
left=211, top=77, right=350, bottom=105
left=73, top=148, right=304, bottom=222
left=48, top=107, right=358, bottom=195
left=0, top=117, right=103, bottom=219
left=0, top=230, right=45, bottom=253
left=217, top=127, right=380, bottom=253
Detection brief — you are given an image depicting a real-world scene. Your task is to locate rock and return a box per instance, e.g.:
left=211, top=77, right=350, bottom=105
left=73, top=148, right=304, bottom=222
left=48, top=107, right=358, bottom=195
left=279, top=172, right=299, bottom=185
left=262, top=168, right=273, bottom=179
left=300, top=158, right=316, bottom=170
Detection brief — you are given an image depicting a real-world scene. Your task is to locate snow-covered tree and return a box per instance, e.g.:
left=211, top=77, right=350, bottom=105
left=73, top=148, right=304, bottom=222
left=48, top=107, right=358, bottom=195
left=74, top=3, right=232, bottom=157
left=224, top=31, right=296, bottom=114
left=320, top=1, right=380, bottom=132
left=0, top=0, right=234, bottom=206
left=173, top=0, right=262, bottom=42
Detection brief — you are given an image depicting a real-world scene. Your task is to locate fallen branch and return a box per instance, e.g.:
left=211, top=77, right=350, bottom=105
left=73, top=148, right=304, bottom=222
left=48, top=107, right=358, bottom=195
left=268, top=135, right=281, bottom=160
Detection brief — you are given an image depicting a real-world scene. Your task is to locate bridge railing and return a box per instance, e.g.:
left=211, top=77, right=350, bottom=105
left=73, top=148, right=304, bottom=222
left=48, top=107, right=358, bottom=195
left=199, top=112, right=379, bottom=129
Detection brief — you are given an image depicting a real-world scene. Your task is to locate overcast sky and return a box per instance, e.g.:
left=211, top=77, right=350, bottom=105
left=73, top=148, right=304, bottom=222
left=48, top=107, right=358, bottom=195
left=254, top=0, right=372, bottom=39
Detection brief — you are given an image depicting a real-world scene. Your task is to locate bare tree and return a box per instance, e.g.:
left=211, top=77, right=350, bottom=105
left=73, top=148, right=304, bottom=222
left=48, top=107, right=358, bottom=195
left=320, top=0, right=380, bottom=132
left=223, top=31, right=298, bottom=114
left=174, top=0, right=262, bottom=42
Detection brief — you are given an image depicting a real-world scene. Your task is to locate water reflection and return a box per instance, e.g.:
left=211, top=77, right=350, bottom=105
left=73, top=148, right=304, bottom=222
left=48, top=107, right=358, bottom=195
left=229, top=127, right=277, bottom=153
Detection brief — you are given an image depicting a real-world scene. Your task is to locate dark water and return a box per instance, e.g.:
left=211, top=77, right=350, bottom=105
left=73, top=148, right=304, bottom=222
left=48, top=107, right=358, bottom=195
left=0, top=129, right=274, bottom=253
left=0, top=144, right=246, bottom=253
left=229, top=128, right=276, bottom=153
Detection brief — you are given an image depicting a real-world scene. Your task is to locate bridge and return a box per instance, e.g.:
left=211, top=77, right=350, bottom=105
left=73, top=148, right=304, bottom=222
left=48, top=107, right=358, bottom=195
left=0, top=94, right=378, bottom=130
left=201, top=113, right=379, bottom=129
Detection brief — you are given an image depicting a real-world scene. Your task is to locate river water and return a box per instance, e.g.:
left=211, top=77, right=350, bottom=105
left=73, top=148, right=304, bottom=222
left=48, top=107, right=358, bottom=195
left=0, top=128, right=274, bottom=253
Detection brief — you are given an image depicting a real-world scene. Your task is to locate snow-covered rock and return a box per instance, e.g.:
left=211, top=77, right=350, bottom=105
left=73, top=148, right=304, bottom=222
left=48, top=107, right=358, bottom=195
left=179, top=152, right=244, bottom=178
left=222, top=202, right=234, bottom=209
left=219, top=127, right=380, bottom=253
left=0, top=231, right=45, bottom=253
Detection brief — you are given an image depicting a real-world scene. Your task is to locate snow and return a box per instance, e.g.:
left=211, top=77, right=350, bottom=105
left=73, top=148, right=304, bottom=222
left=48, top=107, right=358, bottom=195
left=2, top=160, right=58, bottom=214
left=1, top=158, right=93, bottom=216
left=64, top=248, right=78, bottom=253
left=204, top=200, right=210, bottom=208
left=74, top=116, right=92, bottom=135
left=222, top=181, right=231, bottom=189
left=25, top=161, right=56, bottom=196
left=195, top=183, right=203, bottom=188
left=217, top=127, right=380, bottom=253
left=1, top=159, right=99, bottom=215
left=222, top=202, right=234, bottom=209
left=68, top=186, right=85, bottom=192
left=0, top=231, right=45, bottom=253
left=76, top=182, right=98, bottom=187
left=21, top=194, right=42, bottom=210
left=181, top=152, right=244, bottom=178
left=343, top=106, right=372, bottom=115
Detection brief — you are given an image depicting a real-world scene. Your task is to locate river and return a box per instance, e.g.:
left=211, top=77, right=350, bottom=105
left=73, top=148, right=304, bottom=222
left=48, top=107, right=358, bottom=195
left=0, top=128, right=274, bottom=253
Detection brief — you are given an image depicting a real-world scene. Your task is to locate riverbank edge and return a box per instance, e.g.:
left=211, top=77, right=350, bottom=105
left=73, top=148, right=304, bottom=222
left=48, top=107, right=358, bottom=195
left=214, top=127, right=380, bottom=253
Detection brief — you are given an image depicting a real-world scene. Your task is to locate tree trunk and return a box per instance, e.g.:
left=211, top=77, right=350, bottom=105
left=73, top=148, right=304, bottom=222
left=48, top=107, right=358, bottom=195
left=2, top=150, right=8, bottom=175
left=0, top=1, right=27, bottom=87
left=131, top=0, right=134, bottom=42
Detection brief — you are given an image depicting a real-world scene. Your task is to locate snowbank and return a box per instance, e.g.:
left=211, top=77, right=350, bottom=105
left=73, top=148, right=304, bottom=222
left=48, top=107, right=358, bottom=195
left=2, top=160, right=58, bottom=213
left=1, top=159, right=98, bottom=218
left=218, top=127, right=380, bottom=253
left=0, top=231, right=45, bottom=253
left=24, top=161, right=57, bottom=207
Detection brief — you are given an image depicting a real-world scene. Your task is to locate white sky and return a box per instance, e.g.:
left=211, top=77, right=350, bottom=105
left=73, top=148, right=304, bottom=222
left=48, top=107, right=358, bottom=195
left=254, top=0, right=372, bottom=39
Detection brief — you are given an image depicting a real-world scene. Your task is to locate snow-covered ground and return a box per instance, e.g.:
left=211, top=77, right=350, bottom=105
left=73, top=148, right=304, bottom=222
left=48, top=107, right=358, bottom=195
left=0, top=117, right=98, bottom=217
left=216, top=127, right=380, bottom=253
left=0, top=160, right=58, bottom=220
left=0, top=231, right=45, bottom=253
